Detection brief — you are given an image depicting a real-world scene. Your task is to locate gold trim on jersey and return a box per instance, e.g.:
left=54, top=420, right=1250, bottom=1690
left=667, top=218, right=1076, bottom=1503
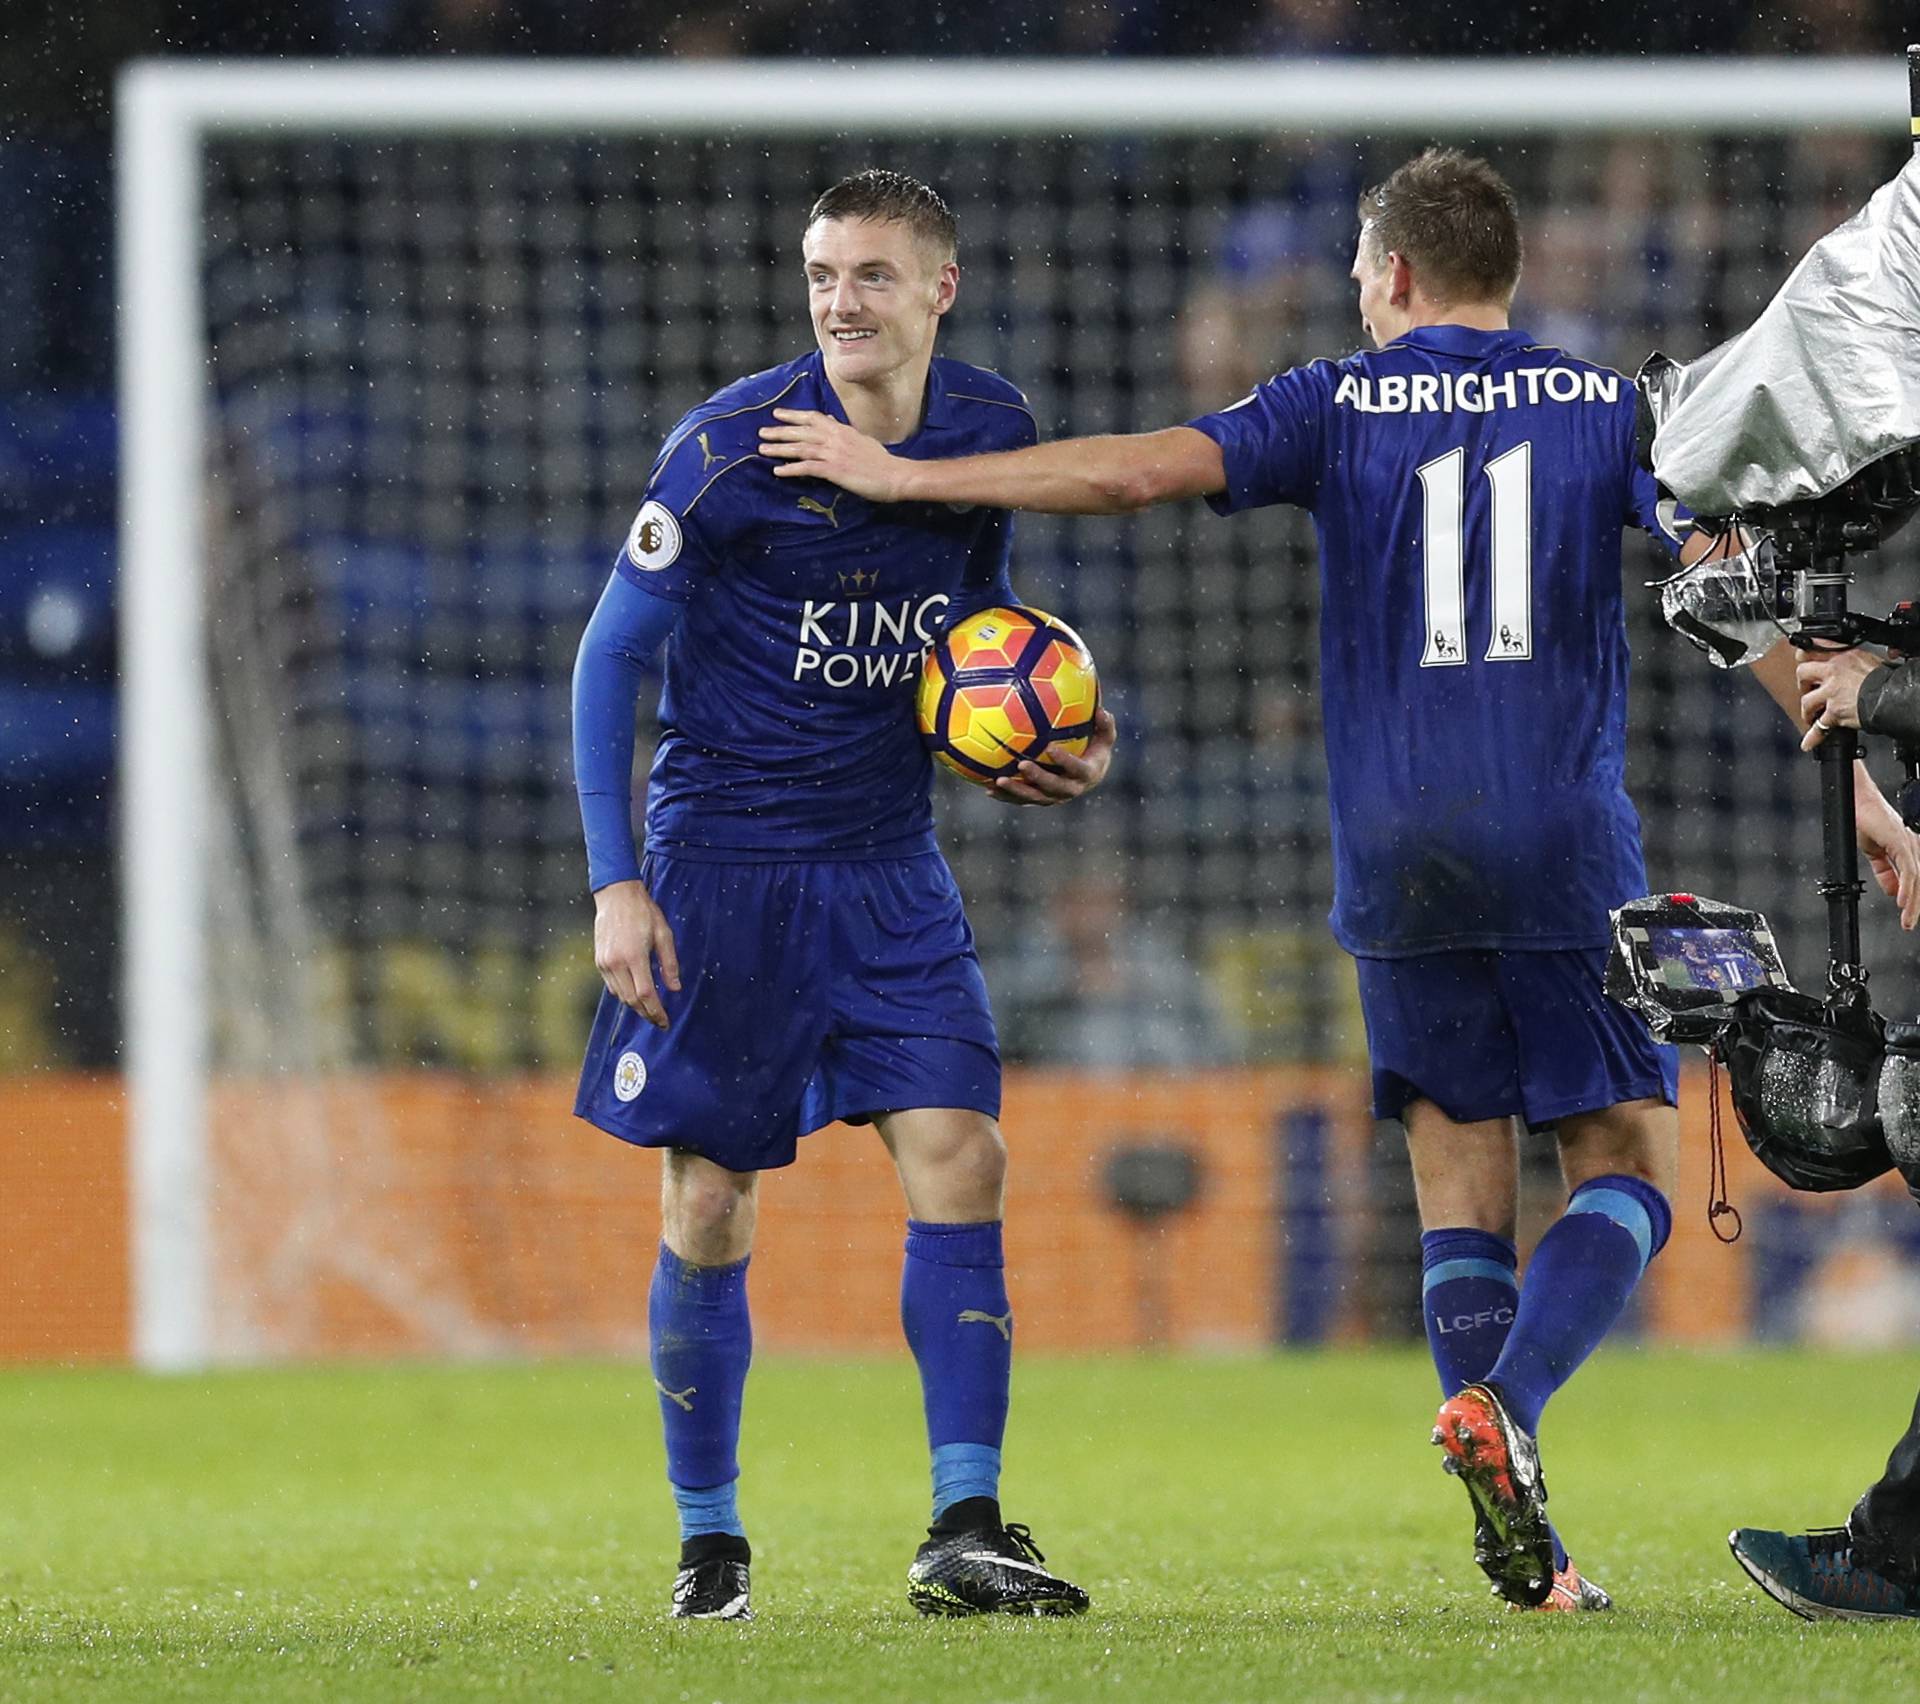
left=946, top=391, right=1038, bottom=427
left=659, top=370, right=809, bottom=512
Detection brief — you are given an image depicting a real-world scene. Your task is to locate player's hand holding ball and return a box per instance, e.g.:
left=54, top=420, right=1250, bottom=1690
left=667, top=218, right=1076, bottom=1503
left=592, top=878, right=682, bottom=1028
left=918, top=605, right=1115, bottom=805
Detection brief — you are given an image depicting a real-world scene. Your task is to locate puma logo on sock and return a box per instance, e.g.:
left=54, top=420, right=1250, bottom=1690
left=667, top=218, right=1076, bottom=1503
left=656, top=1380, right=697, bottom=1412
left=957, top=1309, right=1013, bottom=1341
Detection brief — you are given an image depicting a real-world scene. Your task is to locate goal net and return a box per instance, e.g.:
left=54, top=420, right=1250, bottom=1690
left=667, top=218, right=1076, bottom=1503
left=121, top=59, right=1917, bottom=1366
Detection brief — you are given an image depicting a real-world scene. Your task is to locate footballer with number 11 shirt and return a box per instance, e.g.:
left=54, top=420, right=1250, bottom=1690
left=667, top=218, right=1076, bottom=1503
left=761, top=147, right=1920, bottom=1611
left=571, top=169, right=1110, bottom=1623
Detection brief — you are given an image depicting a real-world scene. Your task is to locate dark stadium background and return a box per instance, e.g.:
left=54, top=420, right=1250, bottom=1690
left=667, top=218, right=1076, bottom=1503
left=5, top=0, right=1919, bottom=1373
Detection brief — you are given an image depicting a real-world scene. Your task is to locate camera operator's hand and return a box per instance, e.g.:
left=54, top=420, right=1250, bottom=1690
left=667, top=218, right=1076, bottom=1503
left=1853, top=768, right=1920, bottom=931
left=1799, top=648, right=1886, bottom=751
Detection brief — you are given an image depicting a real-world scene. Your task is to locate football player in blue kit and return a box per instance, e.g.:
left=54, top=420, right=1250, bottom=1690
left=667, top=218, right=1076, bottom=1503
left=760, top=148, right=1920, bottom=1611
left=571, top=170, right=1110, bottom=1622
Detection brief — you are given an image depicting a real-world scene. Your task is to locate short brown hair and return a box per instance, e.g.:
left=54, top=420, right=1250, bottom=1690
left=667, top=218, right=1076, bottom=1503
left=1357, top=148, right=1522, bottom=306
left=806, top=169, right=958, bottom=262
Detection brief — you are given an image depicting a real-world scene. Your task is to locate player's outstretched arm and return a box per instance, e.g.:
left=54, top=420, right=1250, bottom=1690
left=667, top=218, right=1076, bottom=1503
left=758, top=412, right=1226, bottom=515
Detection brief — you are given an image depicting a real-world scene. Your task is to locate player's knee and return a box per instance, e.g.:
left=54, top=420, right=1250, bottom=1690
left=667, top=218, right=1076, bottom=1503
left=928, top=1120, right=1007, bottom=1219
left=1559, top=1101, right=1678, bottom=1199
left=662, top=1154, right=758, bottom=1261
left=1598, top=1147, right=1673, bottom=1195
left=965, top=1122, right=1008, bottom=1202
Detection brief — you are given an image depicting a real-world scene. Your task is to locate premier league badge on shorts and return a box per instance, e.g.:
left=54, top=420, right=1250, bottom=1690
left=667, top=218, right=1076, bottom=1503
left=614, top=1051, right=648, bottom=1102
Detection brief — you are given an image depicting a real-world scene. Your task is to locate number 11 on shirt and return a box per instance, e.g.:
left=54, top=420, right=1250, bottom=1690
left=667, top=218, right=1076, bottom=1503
left=1418, top=440, right=1533, bottom=667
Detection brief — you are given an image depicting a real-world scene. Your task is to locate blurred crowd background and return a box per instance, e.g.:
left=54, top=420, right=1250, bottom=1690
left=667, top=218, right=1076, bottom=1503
left=0, top=0, right=1898, bottom=1075
left=10, top=0, right=1920, bottom=1360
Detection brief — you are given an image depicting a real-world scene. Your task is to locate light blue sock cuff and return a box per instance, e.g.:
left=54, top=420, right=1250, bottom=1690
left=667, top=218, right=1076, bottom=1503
left=671, top=1479, right=744, bottom=1541
left=931, top=1442, right=1002, bottom=1521
left=1422, top=1257, right=1521, bottom=1294
left=1565, top=1174, right=1672, bottom=1270
left=1419, top=1227, right=1519, bottom=1296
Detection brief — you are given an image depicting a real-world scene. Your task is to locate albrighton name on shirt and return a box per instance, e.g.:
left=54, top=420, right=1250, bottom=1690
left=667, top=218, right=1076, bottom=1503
left=793, top=592, right=951, bottom=686
left=1334, top=367, right=1621, bottom=415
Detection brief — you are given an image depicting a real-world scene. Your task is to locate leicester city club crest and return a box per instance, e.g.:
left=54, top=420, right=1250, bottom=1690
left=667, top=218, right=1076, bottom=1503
left=614, top=1051, right=647, bottom=1102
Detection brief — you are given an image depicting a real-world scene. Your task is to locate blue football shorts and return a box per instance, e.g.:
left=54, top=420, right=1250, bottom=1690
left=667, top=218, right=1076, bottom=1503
left=574, top=852, right=1001, bottom=1173
left=1354, top=945, right=1679, bottom=1130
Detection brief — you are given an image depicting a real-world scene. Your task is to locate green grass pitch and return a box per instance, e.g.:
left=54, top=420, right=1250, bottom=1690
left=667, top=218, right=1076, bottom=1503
left=4, top=1349, right=1919, bottom=1700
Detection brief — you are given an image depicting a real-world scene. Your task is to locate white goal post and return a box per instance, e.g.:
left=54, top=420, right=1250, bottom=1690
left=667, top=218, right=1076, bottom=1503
left=118, top=55, right=1908, bottom=1371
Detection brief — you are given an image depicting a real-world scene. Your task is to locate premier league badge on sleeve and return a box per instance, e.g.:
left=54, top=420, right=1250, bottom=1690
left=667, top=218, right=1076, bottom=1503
left=625, top=501, right=683, bottom=572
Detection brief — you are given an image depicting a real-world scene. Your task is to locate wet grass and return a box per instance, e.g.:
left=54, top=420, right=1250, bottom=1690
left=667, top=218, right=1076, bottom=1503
left=1, top=1349, right=1915, bottom=1699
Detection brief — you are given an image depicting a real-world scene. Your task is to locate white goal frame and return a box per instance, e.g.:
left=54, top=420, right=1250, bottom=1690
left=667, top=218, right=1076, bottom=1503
left=117, top=54, right=1904, bottom=1370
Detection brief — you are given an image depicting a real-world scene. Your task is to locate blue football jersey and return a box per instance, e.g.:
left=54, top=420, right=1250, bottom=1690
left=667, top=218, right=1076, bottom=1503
left=1188, top=325, right=1685, bottom=958
left=617, top=352, right=1034, bottom=860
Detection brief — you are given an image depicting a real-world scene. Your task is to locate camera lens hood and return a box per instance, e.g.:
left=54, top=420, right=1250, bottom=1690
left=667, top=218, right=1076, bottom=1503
left=1721, top=987, right=1893, bottom=1192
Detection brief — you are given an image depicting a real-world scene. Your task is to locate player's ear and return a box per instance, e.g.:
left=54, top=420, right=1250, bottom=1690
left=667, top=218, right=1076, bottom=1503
left=1388, top=252, right=1413, bottom=308
left=932, top=258, right=959, bottom=318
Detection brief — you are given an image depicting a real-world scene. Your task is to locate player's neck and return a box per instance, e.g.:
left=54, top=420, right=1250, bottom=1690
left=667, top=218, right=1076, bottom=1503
left=1402, top=297, right=1510, bottom=335
left=829, top=361, right=932, bottom=447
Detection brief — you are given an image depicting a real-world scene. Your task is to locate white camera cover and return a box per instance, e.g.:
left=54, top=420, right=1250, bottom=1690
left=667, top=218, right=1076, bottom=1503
left=1643, top=156, right=1920, bottom=514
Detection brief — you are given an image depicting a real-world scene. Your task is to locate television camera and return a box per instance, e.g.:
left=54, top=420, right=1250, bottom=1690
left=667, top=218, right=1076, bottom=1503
left=1607, top=46, right=1920, bottom=1200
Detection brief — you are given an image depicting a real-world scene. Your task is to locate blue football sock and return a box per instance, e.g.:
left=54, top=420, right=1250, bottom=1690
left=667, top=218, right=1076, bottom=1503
left=1420, top=1227, right=1519, bottom=1398
left=1486, top=1174, right=1672, bottom=1438
left=649, top=1245, right=752, bottom=1542
left=1422, top=1227, right=1567, bottom=1572
left=902, top=1219, right=1011, bottom=1523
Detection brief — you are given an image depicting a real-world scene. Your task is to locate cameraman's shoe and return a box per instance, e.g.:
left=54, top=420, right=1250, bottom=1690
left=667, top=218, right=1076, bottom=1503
left=907, top=1498, right=1090, bottom=1617
left=1730, top=1525, right=1920, bottom=1621
left=1433, top=1383, right=1554, bottom=1608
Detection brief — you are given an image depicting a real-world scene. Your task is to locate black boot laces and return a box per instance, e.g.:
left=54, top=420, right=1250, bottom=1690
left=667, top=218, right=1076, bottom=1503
left=1002, top=1522, right=1047, bottom=1565
left=1807, top=1528, right=1855, bottom=1566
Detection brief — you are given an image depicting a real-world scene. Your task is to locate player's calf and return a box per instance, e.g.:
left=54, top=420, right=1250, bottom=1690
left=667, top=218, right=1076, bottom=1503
left=1477, top=1173, right=1671, bottom=1439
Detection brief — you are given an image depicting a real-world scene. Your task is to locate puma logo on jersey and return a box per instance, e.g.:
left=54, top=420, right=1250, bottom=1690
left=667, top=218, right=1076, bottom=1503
left=655, top=1380, right=697, bottom=1412
left=797, top=493, right=844, bottom=527
left=958, top=1308, right=1013, bottom=1341
left=696, top=430, right=720, bottom=471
